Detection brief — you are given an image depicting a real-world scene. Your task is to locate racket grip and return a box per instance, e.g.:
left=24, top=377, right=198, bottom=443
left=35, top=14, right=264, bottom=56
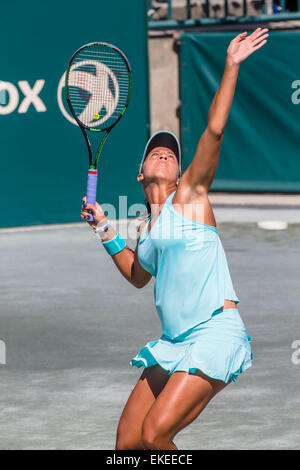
left=86, top=169, right=98, bottom=222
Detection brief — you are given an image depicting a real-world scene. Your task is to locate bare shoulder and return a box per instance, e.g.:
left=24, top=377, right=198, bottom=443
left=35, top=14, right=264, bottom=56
left=172, top=178, right=216, bottom=227
left=173, top=174, right=208, bottom=204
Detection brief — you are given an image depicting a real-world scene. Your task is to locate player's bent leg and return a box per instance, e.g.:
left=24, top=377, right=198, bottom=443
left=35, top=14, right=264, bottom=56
left=141, top=370, right=229, bottom=450
left=115, top=364, right=170, bottom=450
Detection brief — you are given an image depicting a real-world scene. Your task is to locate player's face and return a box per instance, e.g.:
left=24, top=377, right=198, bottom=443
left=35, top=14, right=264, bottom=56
left=142, top=147, right=179, bottom=182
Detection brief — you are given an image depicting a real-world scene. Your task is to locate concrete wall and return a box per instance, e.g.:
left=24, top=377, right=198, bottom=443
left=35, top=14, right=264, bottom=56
left=148, top=37, right=180, bottom=137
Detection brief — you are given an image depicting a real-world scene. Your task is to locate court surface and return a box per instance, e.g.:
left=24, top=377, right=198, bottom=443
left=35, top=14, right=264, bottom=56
left=0, top=207, right=299, bottom=449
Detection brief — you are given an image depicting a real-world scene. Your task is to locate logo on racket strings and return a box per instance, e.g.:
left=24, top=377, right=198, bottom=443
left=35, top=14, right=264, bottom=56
left=57, top=61, right=119, bottom=126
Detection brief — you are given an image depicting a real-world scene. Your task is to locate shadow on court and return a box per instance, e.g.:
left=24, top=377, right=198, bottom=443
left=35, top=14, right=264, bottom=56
left=0, top=221, right=299, bottom=449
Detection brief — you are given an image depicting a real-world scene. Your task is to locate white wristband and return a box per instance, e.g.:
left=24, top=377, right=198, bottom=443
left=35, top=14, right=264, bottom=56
left=94, top=220, right=111, bottom=233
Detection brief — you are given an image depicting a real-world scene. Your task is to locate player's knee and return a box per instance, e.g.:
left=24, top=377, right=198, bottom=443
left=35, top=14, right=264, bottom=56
left=141, top=433, right=156, bottom=450
left=141, top=419, right=163, bottom=450
left=115, top=436, right=143, bottom=450
left=115, top=426, right=143, bottom=450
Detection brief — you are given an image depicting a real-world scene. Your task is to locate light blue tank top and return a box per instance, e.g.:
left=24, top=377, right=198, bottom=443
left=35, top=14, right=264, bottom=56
left=138, top=191, right=239, bottom=339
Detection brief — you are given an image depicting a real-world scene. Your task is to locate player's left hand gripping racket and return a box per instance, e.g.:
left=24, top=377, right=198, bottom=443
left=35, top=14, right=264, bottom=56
left=65, top=42, right=132, bottom=221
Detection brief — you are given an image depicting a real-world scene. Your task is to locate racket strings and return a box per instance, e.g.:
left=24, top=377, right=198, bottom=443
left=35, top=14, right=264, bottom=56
left=67, top=44, right=130, bottom=129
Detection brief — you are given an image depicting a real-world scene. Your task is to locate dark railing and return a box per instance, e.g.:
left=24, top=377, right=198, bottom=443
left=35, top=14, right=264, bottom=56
left=148, top=0, right=300, bottom=28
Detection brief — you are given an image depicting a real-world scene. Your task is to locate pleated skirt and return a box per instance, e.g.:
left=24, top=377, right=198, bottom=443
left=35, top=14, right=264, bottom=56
left=130, top=308, right=253, bottom=383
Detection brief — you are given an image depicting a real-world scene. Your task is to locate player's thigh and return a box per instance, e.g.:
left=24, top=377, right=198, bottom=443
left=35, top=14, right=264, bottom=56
left=115, top=365, right=169, bottom=449
left=142, top=370, right=228, bottom=443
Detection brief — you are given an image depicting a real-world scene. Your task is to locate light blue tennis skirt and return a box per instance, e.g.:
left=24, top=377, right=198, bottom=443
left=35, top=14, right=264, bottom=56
left=130, top=308, right=253, bottom=383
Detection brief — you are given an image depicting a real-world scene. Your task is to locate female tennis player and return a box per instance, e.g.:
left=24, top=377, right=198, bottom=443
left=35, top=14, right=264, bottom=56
left=81, top=28, right=268, bottom=450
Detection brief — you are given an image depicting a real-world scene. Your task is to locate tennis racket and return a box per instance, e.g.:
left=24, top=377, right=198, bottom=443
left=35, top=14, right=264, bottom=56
left=65, top=42, right=132, bottom=221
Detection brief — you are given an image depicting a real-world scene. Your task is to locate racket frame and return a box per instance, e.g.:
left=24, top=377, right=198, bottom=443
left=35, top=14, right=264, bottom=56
left=64, top=42, right=132, bottom=219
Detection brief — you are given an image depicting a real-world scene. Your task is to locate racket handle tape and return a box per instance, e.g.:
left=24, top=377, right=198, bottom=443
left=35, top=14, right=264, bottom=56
left=86, top=169, right=98, bottom=221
